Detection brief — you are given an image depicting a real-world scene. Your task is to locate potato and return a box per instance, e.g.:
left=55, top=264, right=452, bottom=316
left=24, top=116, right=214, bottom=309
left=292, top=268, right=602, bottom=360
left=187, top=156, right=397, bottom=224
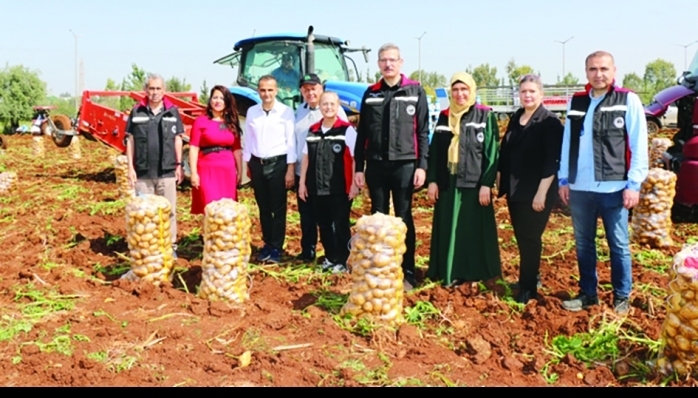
left=122, top=194, right=174, bottom=285
left=650, top=138, right=672, bottom=169
left=32, top=135, right=45, bottom=158
left=0, top=171, right=17, bottom=195
left=114, top=155, right=136, bottom=199
left=630, top=168, right=676, bottom=248
left=69, top=136, right=81, bottom=159
left=197, top=199, right=251, bottom=303
left=340, top=213, right=407, bottom=326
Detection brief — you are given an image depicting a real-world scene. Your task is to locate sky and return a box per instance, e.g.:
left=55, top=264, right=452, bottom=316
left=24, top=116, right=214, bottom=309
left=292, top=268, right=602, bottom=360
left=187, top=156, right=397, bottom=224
left=1, top=0, right=697, bottom=97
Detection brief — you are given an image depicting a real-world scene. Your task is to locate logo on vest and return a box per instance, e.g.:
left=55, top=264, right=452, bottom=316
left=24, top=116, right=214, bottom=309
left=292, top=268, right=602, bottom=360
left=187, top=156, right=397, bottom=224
left=613, top=116, right=625, bottom=129
left=332, top=143, right=342, bottom=154
left=477, top=132, right=484, bottom=142
left=406, top=105, right=416, bottom=116
left=172, top=125, right=177, bottom=134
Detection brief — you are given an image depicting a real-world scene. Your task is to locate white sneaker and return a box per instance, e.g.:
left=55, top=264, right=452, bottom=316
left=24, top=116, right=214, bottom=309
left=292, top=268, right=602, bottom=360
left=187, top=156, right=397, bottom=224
left=320, top=258, right=335, bottom=271
left=330, top=263, right=348, bottom=274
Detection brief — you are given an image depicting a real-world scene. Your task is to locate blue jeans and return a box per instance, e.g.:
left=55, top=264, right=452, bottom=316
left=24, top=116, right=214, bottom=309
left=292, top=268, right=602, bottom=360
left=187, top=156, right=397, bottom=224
left=568, top=189, right=632, bottom=299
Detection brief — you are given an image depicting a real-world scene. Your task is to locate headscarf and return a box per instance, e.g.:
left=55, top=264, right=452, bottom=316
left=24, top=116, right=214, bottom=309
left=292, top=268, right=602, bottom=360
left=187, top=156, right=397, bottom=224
left=447, top=72, right=477, bottom=174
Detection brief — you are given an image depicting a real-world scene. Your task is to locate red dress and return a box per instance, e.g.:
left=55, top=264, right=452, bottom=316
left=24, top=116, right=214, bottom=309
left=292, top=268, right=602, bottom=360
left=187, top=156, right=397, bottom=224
left=189, top=115, right=241, bottom=214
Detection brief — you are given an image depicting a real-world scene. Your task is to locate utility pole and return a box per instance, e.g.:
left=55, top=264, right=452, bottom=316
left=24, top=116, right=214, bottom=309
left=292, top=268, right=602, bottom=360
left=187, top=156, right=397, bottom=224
left=555, top=36, right=574, bottom=82
left=69, top=29, right=79, bottom=110
left=678, top=40, right=698, bottom=71
left=415, top=31, right=426, bottom=83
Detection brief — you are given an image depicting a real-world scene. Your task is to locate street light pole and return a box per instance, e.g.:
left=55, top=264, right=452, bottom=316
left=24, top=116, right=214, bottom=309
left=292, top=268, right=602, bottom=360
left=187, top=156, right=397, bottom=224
left=69, top=29, right=79, bottom=110
left=415, top=31, right=426, bottom=83
left=555, top=36, right=574, bottom=82
left=678, top=40, right=698, bottom=71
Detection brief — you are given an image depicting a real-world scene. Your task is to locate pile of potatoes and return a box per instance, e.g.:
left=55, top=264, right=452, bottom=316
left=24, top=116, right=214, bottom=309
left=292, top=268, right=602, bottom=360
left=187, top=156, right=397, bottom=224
left=69, top=136, right=81, bottom=159
left=656, top=243, right=698, bottom=377
left=32, top=136, right=44, bottom=158
left=630, top=168, right=677, bottom=248
left=340, top=213, right=407, bottom=325
left=650, top=137, right=672, bottom=169
left=0, top=171, right=17, bottom=194
left=198, top=199, right=252, bottom=303
left=124, top=194, right=175, bottom=285
left=114, top=155, right=135, bottom=199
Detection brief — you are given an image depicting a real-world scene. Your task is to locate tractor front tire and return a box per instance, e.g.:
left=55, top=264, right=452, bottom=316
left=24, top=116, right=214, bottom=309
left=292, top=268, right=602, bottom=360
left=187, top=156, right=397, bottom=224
left=45, top=114, right=73, bottom=148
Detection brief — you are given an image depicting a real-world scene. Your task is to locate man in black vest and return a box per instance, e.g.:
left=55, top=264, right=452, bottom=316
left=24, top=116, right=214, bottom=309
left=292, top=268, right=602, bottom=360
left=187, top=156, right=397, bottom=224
left=125, top=73, right=185, bottom=257
left=354, top=43, right=430, bottom=291
left=558, top=51, right=648, bottom=314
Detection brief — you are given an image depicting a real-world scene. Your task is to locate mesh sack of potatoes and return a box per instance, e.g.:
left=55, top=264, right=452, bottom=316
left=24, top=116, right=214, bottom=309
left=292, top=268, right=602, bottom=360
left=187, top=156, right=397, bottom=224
left=198, top=198, right=252, bottom=303
left=630, top=168, right=677, bottom=248
left=0, top=171, right=17, bottom=194
left=114, top=155, right=135, bottom=200
left=124, top=194, right=174, bottom=285
left=656, top=244, right=698, bottom=377
left=69, top=136, right=81, bottom=159
left=32, top=136, right=44, bottom=157
left=340, top=213, right=407, bottom=325
left=650, top=137, right=672, bottom=169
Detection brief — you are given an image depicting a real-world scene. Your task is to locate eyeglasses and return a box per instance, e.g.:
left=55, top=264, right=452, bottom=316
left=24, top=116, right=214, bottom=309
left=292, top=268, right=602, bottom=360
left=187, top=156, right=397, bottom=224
left=378, top=58, right=401, bottom=64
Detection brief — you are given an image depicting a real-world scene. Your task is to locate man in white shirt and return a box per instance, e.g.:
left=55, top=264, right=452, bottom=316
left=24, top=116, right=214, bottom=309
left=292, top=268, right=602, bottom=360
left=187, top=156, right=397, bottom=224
left=244, top=75, right=296, bottom=263
left=293, top=73, right=348, bottom=263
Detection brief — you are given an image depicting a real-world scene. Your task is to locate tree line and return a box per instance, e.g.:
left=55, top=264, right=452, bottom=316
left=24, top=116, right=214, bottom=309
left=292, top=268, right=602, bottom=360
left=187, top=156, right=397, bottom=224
left=0, top=58, right=683, bottom=131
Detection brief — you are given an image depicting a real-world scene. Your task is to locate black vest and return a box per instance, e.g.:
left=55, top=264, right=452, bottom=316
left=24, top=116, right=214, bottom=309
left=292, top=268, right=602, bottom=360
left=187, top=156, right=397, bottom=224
left=567, top=85, right=631, bottom=184
left=306, top=119, right=353, bottom=196
left=431, top=105, right=491, bottom=190
left=128, top=102, right=181, bottom=172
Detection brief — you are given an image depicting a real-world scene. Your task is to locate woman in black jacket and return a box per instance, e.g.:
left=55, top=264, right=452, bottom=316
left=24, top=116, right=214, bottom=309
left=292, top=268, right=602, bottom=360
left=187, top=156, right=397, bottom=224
left=497, top=74, right=563, bottom=304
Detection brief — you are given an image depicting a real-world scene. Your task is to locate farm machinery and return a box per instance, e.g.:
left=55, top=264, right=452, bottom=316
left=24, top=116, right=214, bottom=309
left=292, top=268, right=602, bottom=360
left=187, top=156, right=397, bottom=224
left=645, top=48, right=698, bottom=220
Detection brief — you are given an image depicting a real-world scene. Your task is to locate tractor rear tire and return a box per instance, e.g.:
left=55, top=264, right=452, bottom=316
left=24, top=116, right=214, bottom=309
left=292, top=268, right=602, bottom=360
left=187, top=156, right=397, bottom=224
left=45, top=114, right=73, bottom=148
left=647, top=118, right=659, bottom=137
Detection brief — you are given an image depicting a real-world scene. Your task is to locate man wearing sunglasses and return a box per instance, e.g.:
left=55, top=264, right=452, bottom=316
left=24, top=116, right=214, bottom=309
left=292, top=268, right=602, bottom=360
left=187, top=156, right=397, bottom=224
left=558, top=51, right=648, bottom=315
left=353, top=43, right=430, bottom=291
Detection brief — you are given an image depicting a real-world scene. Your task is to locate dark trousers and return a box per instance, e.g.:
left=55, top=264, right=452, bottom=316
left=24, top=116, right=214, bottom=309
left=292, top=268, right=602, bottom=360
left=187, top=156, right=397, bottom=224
left=364, top=159, right=416, bottom=275
left=314, top=193, right=352, bottom=265
left=295, top=175, right=317, bottom=254
left=508, top=201, right=554, bottom=292
left=248, top=157, right=288, bottom=250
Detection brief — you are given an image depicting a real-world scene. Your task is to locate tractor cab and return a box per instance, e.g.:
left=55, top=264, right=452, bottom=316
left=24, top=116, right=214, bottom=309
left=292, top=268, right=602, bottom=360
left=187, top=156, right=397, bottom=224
left=214, top=26, right=371, bottom=117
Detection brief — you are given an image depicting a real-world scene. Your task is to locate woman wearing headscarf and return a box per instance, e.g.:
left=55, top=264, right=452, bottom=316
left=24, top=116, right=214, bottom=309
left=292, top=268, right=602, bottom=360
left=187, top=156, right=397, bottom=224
left=426, top=72, right=502, bottom=287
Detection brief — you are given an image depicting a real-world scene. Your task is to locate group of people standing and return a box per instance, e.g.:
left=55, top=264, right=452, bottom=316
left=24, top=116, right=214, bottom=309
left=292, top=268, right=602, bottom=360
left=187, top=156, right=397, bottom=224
left=123, top=46, right=648, bottom=316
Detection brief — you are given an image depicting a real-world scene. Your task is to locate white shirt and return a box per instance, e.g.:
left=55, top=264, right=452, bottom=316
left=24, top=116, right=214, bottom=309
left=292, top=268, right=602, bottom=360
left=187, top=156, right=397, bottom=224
left=302, top=124, right=357, bottom=157
left=243, top=100, right=296, bottom=163
left=294, top=102, right=348, bottom=175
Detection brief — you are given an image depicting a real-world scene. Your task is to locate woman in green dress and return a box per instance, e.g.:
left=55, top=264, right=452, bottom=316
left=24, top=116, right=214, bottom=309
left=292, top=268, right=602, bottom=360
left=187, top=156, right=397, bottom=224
left=426, top=72, right=502, bottom=287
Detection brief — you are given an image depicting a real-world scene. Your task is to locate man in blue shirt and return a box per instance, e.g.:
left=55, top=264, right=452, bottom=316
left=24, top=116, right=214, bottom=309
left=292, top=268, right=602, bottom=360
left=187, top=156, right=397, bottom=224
left=558, top=51, right=648, bottom=315
left=272, top=53, right=300, bottom=94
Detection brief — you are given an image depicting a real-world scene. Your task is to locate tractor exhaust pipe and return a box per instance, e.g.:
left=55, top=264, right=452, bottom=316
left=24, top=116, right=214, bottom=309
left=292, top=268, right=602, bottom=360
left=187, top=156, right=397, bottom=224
left=306, top=25, right=315, bottom=75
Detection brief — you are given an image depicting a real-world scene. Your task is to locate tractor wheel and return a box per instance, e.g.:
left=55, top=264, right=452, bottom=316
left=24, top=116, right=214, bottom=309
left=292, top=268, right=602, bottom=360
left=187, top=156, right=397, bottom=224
left=646, top=118, right=660, bottom=137
left=45, top=114, right=73, bottom=148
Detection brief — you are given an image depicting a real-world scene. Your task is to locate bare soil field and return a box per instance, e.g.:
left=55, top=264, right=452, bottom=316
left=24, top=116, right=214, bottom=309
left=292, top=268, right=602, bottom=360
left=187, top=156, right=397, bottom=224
left=0, top=129, right=695, bottom=386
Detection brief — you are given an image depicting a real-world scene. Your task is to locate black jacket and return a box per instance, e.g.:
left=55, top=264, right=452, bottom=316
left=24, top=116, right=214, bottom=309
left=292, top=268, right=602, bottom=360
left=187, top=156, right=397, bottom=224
left=125, top=98, right=184, bottom=173
left=354, top=74, right=430, bottom=171
left=497, top=105, right=563, bottom=203
left=305, top=119, right=354, bottom=196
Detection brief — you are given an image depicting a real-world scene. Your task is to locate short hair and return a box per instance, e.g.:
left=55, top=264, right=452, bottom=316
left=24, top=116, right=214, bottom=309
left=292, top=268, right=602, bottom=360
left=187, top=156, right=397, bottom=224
left=144, top=73, right=165, bottom=90
left=585, top=51, right=614, bottom=68
left=519, top=74, right=543, bottom=90
left=378, top=43, right=401, bottom=59
left=320, top=90, right=339, bottom=103
left=258, top=75, right=277, bottom=85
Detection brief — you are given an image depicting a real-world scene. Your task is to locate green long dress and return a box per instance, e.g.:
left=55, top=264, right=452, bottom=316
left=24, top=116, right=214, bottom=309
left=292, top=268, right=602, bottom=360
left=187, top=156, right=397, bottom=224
left=426, top=112, right=502, bottom=286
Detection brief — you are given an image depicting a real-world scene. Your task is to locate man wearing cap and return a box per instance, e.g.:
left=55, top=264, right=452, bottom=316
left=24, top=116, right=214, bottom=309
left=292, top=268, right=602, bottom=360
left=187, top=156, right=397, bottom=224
left=293, top=73, right=348, bottom=263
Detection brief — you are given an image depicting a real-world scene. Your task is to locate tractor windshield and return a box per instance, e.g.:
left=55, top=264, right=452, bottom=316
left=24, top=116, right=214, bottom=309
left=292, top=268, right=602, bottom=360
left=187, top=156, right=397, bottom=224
left=312, top=42, right=350, bottom=83
left=240, top=42, right=303, bottom=106
left=687, top=49, right=698, bottom=82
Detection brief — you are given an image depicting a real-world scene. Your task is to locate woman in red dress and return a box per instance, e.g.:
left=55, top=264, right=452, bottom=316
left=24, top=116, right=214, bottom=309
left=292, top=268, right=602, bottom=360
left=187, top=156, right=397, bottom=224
left=189, top=85, right=243, bottom=214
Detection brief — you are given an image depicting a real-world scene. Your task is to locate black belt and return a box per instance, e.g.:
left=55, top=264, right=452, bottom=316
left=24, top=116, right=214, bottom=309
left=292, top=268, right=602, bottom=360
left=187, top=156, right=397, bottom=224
left=250, top=154, right=285, bottom=165
left=201, top=146, right=232, bottom=155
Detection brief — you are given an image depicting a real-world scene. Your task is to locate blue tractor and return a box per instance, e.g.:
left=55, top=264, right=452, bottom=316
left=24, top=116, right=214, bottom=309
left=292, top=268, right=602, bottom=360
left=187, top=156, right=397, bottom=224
left=213, top=26, right=371, bottom=123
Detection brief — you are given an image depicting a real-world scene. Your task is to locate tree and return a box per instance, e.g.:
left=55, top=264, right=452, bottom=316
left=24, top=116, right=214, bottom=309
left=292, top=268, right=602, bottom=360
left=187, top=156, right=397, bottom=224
left=466, top=63, right=499, bottom=87
left=408, top=70, right=447, bottom=97
left=505, top=59, right=536, bottom=86
left=557, top=73, right=579, bottom=85
left=45, top=96, right=77, bottom=118
left=374, top=71, right=382, bottom=83
left=643, top=59, right=676, bottom=99
left=166, top=77, right=191, bottom=93
left=199, top=80, right=210, bottom=104
left=622, top=72, right=645, bottom=96
left=0, top=64, right=47, bottom=130
left=366, top=68, right=375, bottom=83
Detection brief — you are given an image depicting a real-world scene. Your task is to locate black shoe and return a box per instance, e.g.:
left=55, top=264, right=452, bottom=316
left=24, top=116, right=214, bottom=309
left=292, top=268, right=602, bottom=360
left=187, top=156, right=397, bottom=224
left=404, top=271, right=417, bottom=292
left=613, top=297, right=630, bottom=314
left=295, top=249, right=315, bottom=262
left=514, top=290, right=536, bottom=304
left=510, top=273, right=542, bottom=290
left=562, top=293, right=599, bottom=312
